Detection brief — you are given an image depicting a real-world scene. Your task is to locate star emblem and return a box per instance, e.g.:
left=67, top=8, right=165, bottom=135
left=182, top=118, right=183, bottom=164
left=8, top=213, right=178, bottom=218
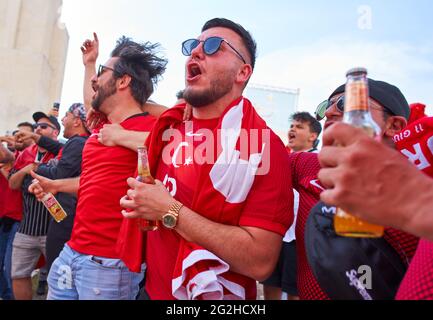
left=185, top=157, right=193, bottom=166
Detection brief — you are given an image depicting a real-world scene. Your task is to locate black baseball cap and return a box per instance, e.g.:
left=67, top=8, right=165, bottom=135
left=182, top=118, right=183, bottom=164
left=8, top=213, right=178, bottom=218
left=32, top=112, right=61, bottom=131
left=329, top=78, right=410, bottom=120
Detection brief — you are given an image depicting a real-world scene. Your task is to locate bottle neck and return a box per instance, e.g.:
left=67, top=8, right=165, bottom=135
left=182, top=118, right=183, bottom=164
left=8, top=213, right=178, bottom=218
left=345, top=78, right=369, bottom=112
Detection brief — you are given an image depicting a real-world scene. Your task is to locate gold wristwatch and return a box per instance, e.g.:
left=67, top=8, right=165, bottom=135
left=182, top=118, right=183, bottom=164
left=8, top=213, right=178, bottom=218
left=162, top=201, right=183, bottom=229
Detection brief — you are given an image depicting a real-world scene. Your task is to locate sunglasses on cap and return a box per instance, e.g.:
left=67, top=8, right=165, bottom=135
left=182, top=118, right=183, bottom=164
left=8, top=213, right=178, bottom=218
left=315, top=96, right=345, bottom=121
left=34, top=123, right=56, bottom=130
left=182, top=36, right=246, bottom=64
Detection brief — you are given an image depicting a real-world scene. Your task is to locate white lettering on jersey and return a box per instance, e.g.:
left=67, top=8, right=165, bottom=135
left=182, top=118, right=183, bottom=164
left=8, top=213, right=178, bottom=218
left=401, top=143, right=430, bottom=170
left=163, top=174, right=177, bottom=197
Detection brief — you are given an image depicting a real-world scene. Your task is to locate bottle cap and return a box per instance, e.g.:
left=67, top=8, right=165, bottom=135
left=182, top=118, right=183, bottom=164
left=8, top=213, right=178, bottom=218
left=346, top=67, right=368, bottom=77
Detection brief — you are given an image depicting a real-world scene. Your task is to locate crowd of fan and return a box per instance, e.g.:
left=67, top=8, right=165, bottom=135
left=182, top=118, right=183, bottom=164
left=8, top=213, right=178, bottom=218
left=0, top=17, right=432, bottom=301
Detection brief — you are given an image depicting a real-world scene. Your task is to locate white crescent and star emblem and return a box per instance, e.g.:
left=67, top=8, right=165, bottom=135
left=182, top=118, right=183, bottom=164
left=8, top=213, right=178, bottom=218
left=172, top=142, right=189, bottom=168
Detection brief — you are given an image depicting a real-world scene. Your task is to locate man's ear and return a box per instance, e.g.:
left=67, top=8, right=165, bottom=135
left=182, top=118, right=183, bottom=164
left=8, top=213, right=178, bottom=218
left=236, top=64, right=253, bottom=86
left=118, top=74, right=132, bottom=90
left=73, top=117, right=82, bottom=128
left=309, top=132, right=319, bottom=143
left=383, top=116, right=407, bottom=138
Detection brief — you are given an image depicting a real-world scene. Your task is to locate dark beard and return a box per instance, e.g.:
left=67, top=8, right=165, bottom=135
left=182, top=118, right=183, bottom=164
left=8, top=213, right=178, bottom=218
left=91, top=78, right=117, bottom=111
left=183, top=75, right=234, bottom=108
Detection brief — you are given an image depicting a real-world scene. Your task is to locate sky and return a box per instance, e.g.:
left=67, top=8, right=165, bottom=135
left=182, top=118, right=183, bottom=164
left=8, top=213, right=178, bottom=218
left=58, top=0, right=433, bottom=120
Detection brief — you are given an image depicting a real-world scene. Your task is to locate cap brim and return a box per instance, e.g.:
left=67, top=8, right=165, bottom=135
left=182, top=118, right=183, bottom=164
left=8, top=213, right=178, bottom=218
left=32, top=111, right=50, bottom=123
left=33, top=112, right=61, bottom=131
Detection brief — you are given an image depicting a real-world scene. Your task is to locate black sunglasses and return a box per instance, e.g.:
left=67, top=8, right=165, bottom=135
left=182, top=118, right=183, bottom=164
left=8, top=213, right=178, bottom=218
left=315, top=96, right=345, bottom=120
left=182, top=36, right=246, bottom=64
left=34, top=123, right=56, bottom=130
left=97, top=64, right=115, bottom=78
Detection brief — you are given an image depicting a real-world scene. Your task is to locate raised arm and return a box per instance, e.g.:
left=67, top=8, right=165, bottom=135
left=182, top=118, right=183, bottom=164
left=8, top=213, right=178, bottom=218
left=81, top=32, right=99, bottom=112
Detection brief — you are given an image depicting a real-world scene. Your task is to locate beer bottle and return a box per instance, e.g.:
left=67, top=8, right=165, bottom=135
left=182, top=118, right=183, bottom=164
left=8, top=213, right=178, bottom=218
left=334, top=67, right=384, bottom=238
left=41, top=192, right=68, bottom=223
left=136, top=146, right=158, bottom=231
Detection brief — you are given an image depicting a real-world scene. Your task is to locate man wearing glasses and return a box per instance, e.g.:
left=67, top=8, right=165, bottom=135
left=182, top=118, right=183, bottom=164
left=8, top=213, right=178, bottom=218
left=291, top=79, right=419, bottom=300
left=7, top=111, right=60, bottom=299
left=119, top=18, right=293, bottom=300
left=30, top=36, right=167, bottom=300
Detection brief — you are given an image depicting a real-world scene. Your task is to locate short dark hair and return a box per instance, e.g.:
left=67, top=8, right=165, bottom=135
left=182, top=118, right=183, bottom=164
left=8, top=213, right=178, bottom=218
left=291, top=111, right=322, bottom=137
left=17, top=121, right=34, bottom=132
left=110, top=36, right=168, bottom=105
left=202, top=18, right=257, bottom=70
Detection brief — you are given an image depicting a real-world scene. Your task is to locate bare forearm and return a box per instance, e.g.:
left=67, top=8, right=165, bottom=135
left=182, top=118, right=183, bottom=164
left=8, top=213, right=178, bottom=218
left=83, top=64, right=96, bottom=111
left=115, top=130, right=149, bottom=152
left=9, top=170, right=28, bottom=190
left=175, top=206, right=281, bottom=281
left=52, top=177, right=80, bottom=195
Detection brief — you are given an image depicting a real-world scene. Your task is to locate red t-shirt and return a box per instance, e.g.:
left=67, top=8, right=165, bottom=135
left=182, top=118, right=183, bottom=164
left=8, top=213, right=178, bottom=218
left=3, top=149, right=33, bottom=222
left=1, top=159, right=23, bottom=222
left=145, top=118, right=293, bottom=300
left=0, top=174, right=8, bottom=217
left=68, top=114, right=156, bottom=258
left=2, top=181, right=23, bottom=222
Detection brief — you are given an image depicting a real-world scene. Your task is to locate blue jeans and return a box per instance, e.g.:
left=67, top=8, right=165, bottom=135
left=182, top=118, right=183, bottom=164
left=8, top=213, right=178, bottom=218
left=0, top=219, right=19, bottom=300
left=47, top=244, right=145, bottom=300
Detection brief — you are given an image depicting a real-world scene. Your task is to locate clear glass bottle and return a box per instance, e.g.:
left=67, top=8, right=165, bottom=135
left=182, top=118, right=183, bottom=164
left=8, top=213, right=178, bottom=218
left=334, top=67, right=384, bottom=238
left=136, top=146, right=158, bottom=231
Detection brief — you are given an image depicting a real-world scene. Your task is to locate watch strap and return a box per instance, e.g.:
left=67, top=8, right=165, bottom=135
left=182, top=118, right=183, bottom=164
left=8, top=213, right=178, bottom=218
left=168, top=200, right=183, bottom=218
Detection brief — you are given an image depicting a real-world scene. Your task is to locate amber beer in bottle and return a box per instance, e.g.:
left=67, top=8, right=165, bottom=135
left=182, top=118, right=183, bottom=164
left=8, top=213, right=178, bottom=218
left=136, top=146, right=158, bottom=231
left=334, top=67, right=384, bottom=238
left=41, top=192, right=68, bottom=223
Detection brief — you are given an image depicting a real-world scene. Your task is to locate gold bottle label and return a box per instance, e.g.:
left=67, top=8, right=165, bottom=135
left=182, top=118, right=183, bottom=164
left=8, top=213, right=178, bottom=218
left=345, top=81, right=369, bottom=112
left=43, top=194, right=67, bottom=223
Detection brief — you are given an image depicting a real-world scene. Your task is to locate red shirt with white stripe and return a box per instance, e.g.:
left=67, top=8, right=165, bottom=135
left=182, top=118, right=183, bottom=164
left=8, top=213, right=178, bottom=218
left=145, top=117, right=293, bottom=300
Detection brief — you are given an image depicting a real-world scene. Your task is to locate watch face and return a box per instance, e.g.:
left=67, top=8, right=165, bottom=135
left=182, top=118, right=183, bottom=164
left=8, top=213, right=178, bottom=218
left=163, top=214, right=176, bottom=228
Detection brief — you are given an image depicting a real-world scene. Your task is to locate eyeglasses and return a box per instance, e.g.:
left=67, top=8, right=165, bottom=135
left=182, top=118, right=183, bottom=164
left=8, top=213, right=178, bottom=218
left=182, top=36, right=247, bottom=64
left=97, top=64, right=115, bottom=78
left=315, top=95, right=388, bottom=121
left=315, top=96, right=345, bottom=120
left=34, top=123, right=56, bottom=130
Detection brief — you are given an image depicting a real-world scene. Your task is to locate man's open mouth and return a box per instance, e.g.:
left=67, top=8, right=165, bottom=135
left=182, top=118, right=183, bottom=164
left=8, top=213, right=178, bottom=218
left=187, top=63, right=202, bottom=80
